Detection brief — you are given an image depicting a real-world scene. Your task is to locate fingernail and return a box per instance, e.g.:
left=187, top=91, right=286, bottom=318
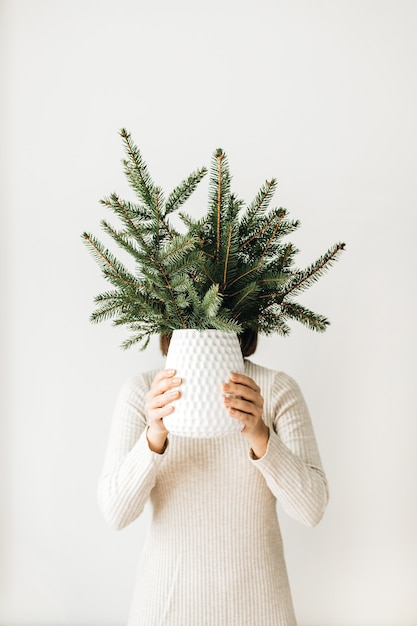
left=166, top=369, right=175, bottom=375
left=172, top=377, right=181, bottom=384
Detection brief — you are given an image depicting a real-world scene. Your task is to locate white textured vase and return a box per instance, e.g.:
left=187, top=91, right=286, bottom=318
left=164, top=329, right=244, bottom=438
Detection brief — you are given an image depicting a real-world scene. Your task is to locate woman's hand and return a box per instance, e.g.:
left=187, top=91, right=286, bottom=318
left=223, top=372, right=269, bottom=459
left=145, top=369, right=182, bottom=454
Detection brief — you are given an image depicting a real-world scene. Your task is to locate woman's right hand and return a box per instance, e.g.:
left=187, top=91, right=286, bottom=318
left=145, top=369, right=182, bottom=453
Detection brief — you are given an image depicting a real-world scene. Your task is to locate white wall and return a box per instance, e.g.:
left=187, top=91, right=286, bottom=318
left=2, top=1, right=416, bottom=624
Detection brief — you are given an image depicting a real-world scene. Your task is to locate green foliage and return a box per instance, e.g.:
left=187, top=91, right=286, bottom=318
left=184, top=149, right=345, bottom=337
left=82, top=130, right=345, bottom=349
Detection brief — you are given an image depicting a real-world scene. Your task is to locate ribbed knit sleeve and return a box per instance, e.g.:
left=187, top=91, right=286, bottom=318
left=249, top=368, right=329, bottom=527
left=97, top=372, right=166, bottom=530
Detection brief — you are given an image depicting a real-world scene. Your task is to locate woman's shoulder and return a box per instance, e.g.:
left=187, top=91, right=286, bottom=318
left=244, top=359, right=301, bottom=393
left=244, top=360, right=308, bottom=425
left=118, top=369, right=159, bottom=398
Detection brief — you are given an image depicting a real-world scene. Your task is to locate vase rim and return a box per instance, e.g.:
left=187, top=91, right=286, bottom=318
left=171, top=328, right=237, bottom=334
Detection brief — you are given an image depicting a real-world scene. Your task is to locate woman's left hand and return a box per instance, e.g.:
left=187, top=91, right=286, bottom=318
left=223, top=373, right=269, bottom=459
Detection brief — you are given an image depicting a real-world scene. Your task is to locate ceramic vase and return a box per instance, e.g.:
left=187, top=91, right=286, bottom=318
left=164, top=329, right=244, bottom=438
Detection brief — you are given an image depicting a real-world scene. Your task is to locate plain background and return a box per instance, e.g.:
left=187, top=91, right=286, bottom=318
left=1, top=0, right=416, bottom=624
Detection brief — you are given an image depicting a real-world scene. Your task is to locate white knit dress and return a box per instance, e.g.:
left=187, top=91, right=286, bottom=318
left=98, top=360, right=328, bottom=626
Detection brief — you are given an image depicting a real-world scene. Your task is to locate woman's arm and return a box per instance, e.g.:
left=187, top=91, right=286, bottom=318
left=97, top=370, right=181, bottom=530
left=224, top=369, right=329, bottom=527
left=253, top=372, right=329, bottom=527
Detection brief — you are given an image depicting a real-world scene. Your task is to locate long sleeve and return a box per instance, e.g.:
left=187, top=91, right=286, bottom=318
left=97, top=372, right=166, bottom=530
left=249, top=368, right=329, bottom=527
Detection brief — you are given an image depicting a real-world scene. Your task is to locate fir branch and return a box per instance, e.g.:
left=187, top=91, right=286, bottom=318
left=259, top=214, right=286, bottom=260
left=232, top=282, right=259, bottom=311
left=283, top=242, right=346, bottom=298
left=216, top=150, right=224, bottom=259
left=201, top=284, right=223, bottom=319
left=226, top=261, right=264, bottom=289
left=209, top=315, right=242, bottom=333
left=239, top=208, right=285, bottom=251
left=159, top=234, right=199, bottom=268
left=280, top=301, right=330, bottom=332
left=100, top=194, right=151, bottom=224
left=206, top=149, right=231, bottom=266
left=240, top=178, right=277, bottom=231
left=201, top=248, right=216, bottom=260
left=276, top=243, right=296, bottom=271
left=223, top=225, right=233, bottom=286
left=157, top=267, right=189, bottom=328
left=202, top=260, right=218, bottom=286
left=100, top=220, right=143, bottom=265
left=170, top=273, right=195, bottom=292
left=90, top=301, right=126, bottom=324
left=120, top=332, right=151, bottom=351
left=94, top=289, right=127, bottom=302
left=81, top=233, right=138, bottom=289
left=104, top=195, right=188, bottom=327
left=178, top=212, right=207, bottom=233
left=165, top=167, right=208, bottom=215
left=154, top=187, right=174, bottom=242
left=104, top=193, right=151, bottom=248
left=219, top=195, right=241, bottom=288
left=120, top=128, right=157, bottom=209
left=258, top=291, right=285, bottom=301
left=163, top=252, right=204, bottom=277
left=258, top=311, right=291, bottom=336
left=258, top=273, right=289, bottom=287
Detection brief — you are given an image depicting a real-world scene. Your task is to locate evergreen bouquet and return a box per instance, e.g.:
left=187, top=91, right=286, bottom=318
left=82, top=129, right=345, bottom=350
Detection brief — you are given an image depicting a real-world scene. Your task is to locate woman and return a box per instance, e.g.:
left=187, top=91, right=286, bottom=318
left=98, top=331, right=328, bottom=625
